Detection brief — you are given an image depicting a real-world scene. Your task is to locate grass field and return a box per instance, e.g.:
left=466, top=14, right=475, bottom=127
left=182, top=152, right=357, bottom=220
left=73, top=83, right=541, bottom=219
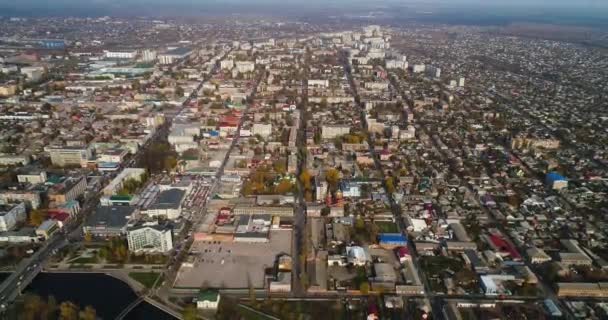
left=375, top=221, right=399, bottom=233
left=129, top=272, right=163, bottom=289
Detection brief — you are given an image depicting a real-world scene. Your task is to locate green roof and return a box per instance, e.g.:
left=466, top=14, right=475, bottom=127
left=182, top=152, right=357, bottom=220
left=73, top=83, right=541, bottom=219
left=110, top=195, right=133, bottom=201
left=198, top=289, right=219, bottom=301
left=47, top=176, right=63, bottom=185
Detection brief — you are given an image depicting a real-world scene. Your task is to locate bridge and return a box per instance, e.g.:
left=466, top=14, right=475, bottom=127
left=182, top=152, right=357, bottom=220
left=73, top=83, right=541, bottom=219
left=0, top=236, right=68, bottom=309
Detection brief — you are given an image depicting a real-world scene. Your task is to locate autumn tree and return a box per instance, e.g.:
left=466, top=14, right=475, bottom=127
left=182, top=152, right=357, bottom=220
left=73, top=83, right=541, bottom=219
left=385, top=177, right=396, bottom=194
left=273, top=162, right=287, bottom=175
left=299, top=169, right=312, bottom=190
left=59, top=301, right=79, bottom=320
left=325, top=168, right=341, bottom=191
left=23, top=294, right=47, bottom=320
left=275, top=179, right=294, bottom=194
left=80, top=306, right=96, bottom=320
left=29, top=209, right=48, bottom=227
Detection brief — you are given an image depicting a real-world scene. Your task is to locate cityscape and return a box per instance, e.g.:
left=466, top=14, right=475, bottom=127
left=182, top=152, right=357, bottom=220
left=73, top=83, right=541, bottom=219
left=0, top=1, right=607, bottom=319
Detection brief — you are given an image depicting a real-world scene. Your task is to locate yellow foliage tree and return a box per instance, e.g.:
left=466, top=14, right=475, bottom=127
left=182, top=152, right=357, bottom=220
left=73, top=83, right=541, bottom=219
left=29, top=210, right=48, bottom=227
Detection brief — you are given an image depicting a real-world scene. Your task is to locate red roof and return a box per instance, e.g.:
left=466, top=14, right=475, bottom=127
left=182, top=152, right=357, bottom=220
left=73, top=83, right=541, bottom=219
left=48, top=211, right=70, bottom=222
left=489, top=234, right=521, bottom=260
left=395, top=246, right=410, bottom=257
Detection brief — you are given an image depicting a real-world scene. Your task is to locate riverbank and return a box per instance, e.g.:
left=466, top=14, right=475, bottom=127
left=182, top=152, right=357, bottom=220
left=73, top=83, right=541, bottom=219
left=2, top=272, right=176, bottom=319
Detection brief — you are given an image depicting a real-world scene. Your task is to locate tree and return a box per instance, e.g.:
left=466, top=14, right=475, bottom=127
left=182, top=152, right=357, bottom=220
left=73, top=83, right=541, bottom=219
left=59, top=301, right=79, bottom=320
left=304, top=190, right=313, bottom=202
left=273, top=162, right=287, bottom=174
left=299, top=170, right=312, bottom=190
left=385, top=177, right=396, bottom=194
left=182, top=304, right=197, bottom=320
left=326, top=169, right=341, bottom=191
left=80, top=306, right=96, bottom=320
left=359, top=282, right=370, bottom=294
left=355, top=217, right=365, bottom=231
left=23, top=294, right=46, bottom=320
left=131, top=80, right=141, bottom=91
left=47, top=295, right=58, bottom=320
left=84, top=232, right=92, bottom=242
left=321, top=207, right=331, bottom=216
left=29, top=209, right=48, bottom=227
left=275, top=180, right=294, bottom=194
left=175, top=86, right=185, bottom=97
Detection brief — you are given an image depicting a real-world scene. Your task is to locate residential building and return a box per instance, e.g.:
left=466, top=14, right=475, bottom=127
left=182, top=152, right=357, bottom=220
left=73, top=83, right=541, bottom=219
left=235, top=61, right=255, bottom=73
left=0, top=190, right=42, bottom=209
left=48, top=176, right=87, bottom=205
left=158, top=47, right=192, bottom=65
left=251, top=123, right=272, bottom=138
left=321, top=125, right=350, bottom=139
left=17, top=170, right=47, bottom=184
left=127, top=221, right=173, bottom=254
left=0, top=154, right=30, bottom=166
left=47, top=146, right=92, bottom=168
left=0, top=203, right=26, bottom=232
left=103, top=168, right=147, bottom=196
left=104, top=50, right=138, bottom=59
left=220, top=59, right=234, bottom=70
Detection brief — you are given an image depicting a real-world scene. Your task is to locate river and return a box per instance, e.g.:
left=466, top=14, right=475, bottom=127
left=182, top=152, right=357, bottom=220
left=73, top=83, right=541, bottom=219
left=1, top=272, right=176, bottom=319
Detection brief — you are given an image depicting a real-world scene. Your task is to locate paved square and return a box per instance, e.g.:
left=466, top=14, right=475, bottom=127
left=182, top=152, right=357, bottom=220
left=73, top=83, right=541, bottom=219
left=174, top=230, right=292, bottom=289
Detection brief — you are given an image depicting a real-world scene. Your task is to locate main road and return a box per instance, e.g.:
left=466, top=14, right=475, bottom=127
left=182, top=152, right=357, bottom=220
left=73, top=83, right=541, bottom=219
left=341, top=51, right=444, bottom=319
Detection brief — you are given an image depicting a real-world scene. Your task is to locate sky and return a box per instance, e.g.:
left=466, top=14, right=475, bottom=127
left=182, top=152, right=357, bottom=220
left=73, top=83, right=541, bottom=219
left=0, top=0, right=606, bottom=22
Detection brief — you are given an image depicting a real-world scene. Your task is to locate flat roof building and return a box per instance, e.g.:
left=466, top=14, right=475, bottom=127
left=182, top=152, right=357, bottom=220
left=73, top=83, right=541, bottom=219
left=83, top=206, right=136, bottom=238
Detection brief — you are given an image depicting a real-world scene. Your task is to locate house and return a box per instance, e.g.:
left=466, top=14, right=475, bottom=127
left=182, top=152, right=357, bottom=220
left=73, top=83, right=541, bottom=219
left=527, top=247, right=552, bottom=264
left=197, top=290, right=221, bottom=310
left=346, top=246, right=371, bottom=266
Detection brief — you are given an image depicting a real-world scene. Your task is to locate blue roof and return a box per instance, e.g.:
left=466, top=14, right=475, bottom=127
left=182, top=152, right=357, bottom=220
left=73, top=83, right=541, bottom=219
left=379, top=233, right=407, bottom=243
left=546, top=172, right=566, bottom=181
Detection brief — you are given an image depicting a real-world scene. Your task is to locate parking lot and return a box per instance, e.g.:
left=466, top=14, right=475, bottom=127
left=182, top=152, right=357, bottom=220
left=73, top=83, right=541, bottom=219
left=173, top=230, right=292, bottom=289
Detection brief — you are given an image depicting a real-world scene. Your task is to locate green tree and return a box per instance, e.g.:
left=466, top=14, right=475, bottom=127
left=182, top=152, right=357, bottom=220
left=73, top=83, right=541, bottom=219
left=182, top=304, right=197, bottom=320
left=359, top=282, right=370, bottom=294
left=355, top=217, right=365, bottom=231
left=175, top=86, right=185, bottom=97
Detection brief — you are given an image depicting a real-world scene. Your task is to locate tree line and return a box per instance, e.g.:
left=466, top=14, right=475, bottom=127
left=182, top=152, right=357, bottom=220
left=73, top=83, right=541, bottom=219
left=17, top=294, right=96, bottom=320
